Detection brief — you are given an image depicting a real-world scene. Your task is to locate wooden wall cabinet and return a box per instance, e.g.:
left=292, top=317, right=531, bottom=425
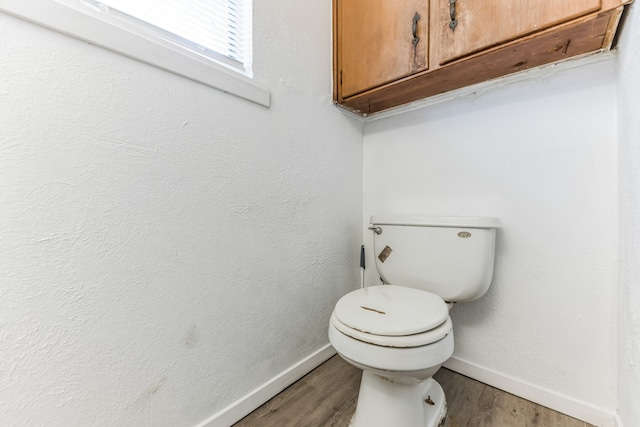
left=334, top=0, right=632, bottom=116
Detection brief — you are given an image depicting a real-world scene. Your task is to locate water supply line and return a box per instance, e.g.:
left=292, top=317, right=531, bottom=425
left=360, top=245, right=365, bottom=288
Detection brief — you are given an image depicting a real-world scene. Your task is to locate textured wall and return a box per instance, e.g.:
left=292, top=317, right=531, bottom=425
left=617, top=3, right=640, bottom=426
left=0, top=1, right=362, bottom=425
left=363, top=59, right=618, bottom=416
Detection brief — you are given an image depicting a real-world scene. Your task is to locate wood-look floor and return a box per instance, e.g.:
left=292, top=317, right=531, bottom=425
left=234, top=355, right=594, bottom=427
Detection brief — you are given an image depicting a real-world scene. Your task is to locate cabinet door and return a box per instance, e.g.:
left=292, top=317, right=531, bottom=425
left=433, top=0, right=601, bottom=64
left=337, top=0, right=429, bottom=99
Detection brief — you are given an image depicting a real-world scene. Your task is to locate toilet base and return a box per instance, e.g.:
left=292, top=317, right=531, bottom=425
left=349, top=371, right=447, bottom=427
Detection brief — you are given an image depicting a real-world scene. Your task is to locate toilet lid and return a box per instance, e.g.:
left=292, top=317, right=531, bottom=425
left=334, top=285, right=448, bottom=337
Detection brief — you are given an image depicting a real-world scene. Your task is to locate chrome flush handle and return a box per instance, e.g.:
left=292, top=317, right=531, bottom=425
left=368, top=226, right=382, bottom=235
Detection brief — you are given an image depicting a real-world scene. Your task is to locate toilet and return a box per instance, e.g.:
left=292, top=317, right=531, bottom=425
left=328, top=215, right=500, bottom=427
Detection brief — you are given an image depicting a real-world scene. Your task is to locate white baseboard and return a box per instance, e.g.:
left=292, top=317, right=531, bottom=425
left=196, top=344, right=337, bottom=427
left=443, top=356, right=617, bottom=427
left=615, top=414, right=624, bottom=427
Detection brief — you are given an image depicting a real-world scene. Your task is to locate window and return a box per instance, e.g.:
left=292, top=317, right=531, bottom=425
left=79, top=0, right=250, bottom=74
left=0, top=0, right=270, bottom=106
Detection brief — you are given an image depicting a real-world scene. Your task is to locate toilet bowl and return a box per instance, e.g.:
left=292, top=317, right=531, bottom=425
left=329, top=285, right=454, bottom=427
left=328, top=216, right=500, bottom=427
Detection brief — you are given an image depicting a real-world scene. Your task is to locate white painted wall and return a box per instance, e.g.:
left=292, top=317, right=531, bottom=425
left=617, top=4, right=640, bottom=426
left=0, top=1, right=362, bottom=425
left=4, top=0, right=638, bottom=425
left=363, top=58, right=619, bottom=424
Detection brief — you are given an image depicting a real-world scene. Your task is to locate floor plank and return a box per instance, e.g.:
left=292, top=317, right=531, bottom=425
left=234, top=356, right=361, bottom=427
left=433, top=368, right=591, bottom=427
left=234, top=355, right=594, bottom=427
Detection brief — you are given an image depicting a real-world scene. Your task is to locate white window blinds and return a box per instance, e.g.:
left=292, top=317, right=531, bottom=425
left=0, top=0, right=269, bottom=106
left=80, top=0, right=250, bottom=72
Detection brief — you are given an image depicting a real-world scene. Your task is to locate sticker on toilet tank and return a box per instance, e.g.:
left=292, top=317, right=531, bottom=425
left=378, top=245, right=393, bottom=263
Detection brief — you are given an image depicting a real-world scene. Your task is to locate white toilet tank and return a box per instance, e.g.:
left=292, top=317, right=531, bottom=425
left=370, top=216, right=500, bottom=302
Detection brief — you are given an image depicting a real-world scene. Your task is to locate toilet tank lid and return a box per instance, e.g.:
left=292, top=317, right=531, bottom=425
left=370, top=215, right=501, bottom=228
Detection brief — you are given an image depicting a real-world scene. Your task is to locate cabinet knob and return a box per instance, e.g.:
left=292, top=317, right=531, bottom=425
left=412, top=12, right=421, bottom=47
left=449, top=0, right=458, bottom=31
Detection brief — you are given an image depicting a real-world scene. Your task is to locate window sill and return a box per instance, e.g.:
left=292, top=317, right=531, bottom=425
left=0, top=0, right=271, bottom=107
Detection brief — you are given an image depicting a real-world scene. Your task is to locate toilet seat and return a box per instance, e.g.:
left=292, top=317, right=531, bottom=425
left=332, top=285, right=452, bottom=348
left=331, top=312, right=452, bottom=348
